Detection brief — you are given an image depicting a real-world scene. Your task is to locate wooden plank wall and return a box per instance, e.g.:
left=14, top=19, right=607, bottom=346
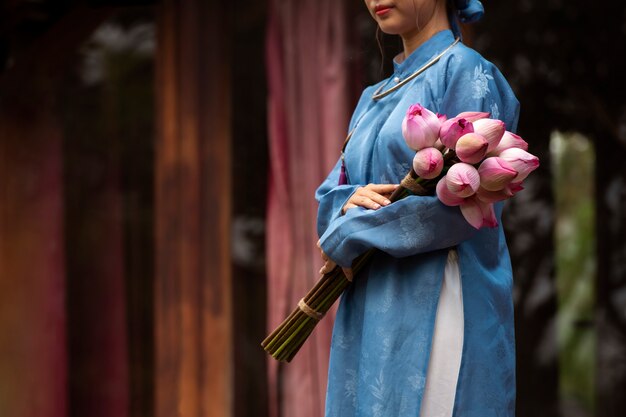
left=0, top=7, right=111, bottom=417
left=0, top=79, right=68, bottom=417
left=155, top=1, right=233, bottom=416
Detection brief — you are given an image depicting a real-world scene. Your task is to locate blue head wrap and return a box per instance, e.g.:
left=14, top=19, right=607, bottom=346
left=452, top=0, right=484, bottom=23
left=447, top=0, right=484, bottom=38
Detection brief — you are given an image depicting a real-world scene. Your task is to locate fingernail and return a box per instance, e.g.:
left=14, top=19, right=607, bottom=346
left=383, top=199, right=391, bottom=205
left=373, top=203, right=381, bottom=209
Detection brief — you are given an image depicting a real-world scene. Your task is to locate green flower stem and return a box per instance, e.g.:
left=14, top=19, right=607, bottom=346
left=309, top=275, right=343, bottom=309
left=262, top=307, right=300, bottom=347
left=281, top=320, right=316, bottom=361
left=273, top=316, right=313, bottom=359
left=272, top=314, right=310, bottom=356
left=317, top=278, right=351, bottom=313
left=309, top=268, right=348, bottom=307
left=307, top=269, right=341, bottom=306
left=263, top=308, right=301, bottom=351
left=270, top=308, right=311, bottom=350
left=285, top=322, right=317, bottom=362
left=303, top=268, right=334, bottom=303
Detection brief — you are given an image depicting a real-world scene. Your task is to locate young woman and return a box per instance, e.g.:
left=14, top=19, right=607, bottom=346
left=315, top=1, right=520, bottom=416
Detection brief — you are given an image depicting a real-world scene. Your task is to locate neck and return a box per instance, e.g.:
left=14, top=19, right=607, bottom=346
left=400, top=4, right=451, bottom=59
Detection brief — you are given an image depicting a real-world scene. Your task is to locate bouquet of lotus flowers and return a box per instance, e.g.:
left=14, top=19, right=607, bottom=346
left=262, top=104, right=539, bottom=362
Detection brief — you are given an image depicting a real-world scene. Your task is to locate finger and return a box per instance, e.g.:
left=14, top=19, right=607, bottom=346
left=361, top=189, right=392, bottom=207
left=367, top=183, right=400, bottom=194
left=319, top=260, right=337, bottom=275
left=342, top=203, right=357, bottom=214
left=353, top=195, right=383, bottom=210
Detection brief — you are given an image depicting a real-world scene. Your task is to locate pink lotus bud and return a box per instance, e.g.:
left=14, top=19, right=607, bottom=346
left=456, top=111, right=490, bottom=122
left=477, top=181, right=525, bottom=203
left=473, top=118, right=506, bottom=152
left=476, top=186, right=514, bottom=203
left=455, top=133, right=488, bottom=164
left=436, top=176, right=465, bottom=206
left=445, top=162, right=480, bottom=198
left=498, top=148, right=540, bottom=182
left=440, top=117, right=474, bottom=149
left=402, top=104, right=441, bottom=151
left=460, top=197, right=498, bottom=229
left=478, top=157, right=518, bottom=191
left=488, top=131, right=529, bottom=156
left=508, top=181, right=524, bottom=194
left=412, top=147, right=444, bottom=179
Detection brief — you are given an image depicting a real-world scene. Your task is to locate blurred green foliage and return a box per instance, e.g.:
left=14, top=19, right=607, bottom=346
left=551, top=132, right=596, bottom=416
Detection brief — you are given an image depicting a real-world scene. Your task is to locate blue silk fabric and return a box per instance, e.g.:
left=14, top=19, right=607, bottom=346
left=452, top=0, right=484, bottom=23
left=317, top=30, right=520, bottom=417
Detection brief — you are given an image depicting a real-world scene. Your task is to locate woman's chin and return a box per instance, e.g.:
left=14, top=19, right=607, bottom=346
left=377, top=23, right=406, bottom=36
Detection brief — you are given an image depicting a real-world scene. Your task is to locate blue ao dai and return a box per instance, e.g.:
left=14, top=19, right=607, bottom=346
left=316, top=30, right=521, bottom=417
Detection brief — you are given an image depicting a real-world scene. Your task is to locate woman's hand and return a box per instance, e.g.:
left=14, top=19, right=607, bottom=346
left=317, top=240, right=353, bottom=281
left=342, top=183, right=398, bottom=214
left=318, top=184, right=396, bottom=279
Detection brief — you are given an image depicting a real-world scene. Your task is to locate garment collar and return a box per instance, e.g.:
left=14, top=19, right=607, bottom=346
left=392, top=30, right=456, bottom=76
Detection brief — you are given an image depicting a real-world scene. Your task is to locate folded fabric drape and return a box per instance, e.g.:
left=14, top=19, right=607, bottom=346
left=265, top=1, right=350, bottom=416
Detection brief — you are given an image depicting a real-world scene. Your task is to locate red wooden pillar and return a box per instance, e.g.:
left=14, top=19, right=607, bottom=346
left=0, top=7, right=132, bottom=417
left=0, top=80, right=67, bottom=417
left=155, top=1, right=233, bottom=416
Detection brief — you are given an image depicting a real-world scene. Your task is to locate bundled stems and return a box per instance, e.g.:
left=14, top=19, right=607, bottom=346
left=262, top=161, right=450, bottom=362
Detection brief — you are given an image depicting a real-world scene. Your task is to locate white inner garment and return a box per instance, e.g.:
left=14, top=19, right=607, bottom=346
left=419, top=249, right=464, bottom=417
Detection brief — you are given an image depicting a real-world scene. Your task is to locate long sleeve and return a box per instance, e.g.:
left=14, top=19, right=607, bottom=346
left=318, top=50, right=520, bottom=268
left=320, top=194, right=482, bottom=267
left=315, top=158, right=360, bottom=237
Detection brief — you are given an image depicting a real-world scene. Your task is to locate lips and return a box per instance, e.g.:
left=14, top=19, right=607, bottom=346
left=374, top=4, right=393, bottom=16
